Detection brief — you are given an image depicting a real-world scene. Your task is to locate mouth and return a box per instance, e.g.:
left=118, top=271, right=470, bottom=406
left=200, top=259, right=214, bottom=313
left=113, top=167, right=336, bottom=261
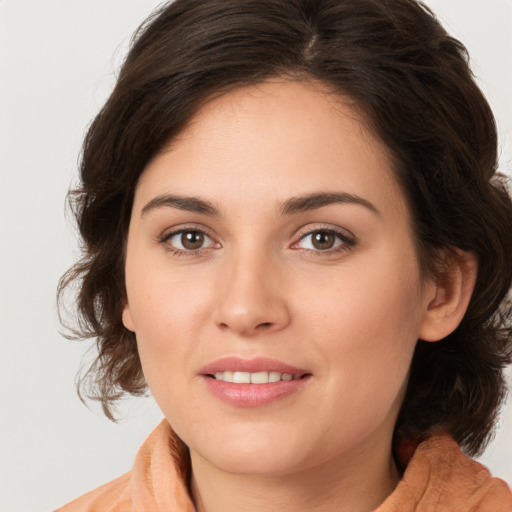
left=208, top=370, right=309, bottom=384
left=200, top=356, right=311, bottom=383
left=200, top=356, right=312, bottom=405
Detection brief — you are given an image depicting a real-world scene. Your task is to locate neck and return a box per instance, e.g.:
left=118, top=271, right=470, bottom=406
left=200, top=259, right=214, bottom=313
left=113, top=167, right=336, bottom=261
left=190, top=437, right=399, bottom=512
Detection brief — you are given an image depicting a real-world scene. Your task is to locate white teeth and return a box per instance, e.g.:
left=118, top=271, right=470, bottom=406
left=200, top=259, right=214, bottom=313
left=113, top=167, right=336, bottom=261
left=250, top=371, right=269, bottom=384
left=215, top=371, right=234, bottom=382
left=213, top=371, right=298, bottom=384
left=233, top=371, right=251, bottom=384
left=269, top=371, right=281, bottom=382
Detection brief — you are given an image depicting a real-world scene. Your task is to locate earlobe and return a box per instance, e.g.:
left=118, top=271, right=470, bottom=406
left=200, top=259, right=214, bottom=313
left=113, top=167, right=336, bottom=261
left=122, top=302, right=135, bottom=332
left=419, top=250, right=478, bottom=342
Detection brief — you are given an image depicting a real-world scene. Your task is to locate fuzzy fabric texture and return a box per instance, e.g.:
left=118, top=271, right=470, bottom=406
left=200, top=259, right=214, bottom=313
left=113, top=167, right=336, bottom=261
left=56, top=420, right=512, bottom=512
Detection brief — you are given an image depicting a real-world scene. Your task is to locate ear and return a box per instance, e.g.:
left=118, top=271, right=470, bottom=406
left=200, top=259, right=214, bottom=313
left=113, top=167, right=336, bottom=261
left=419, top=249, right=478, bottom=342
left=122, top=301, right=135, bottom=332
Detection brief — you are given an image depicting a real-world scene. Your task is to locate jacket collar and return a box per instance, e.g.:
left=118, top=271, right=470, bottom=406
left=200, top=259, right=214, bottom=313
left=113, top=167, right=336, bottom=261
left=131, top=420, right=512, bottom=512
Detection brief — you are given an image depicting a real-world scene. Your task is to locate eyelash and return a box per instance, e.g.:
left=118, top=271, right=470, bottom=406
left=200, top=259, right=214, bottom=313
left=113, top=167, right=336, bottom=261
left=159, top=227, right=217, bottom=257
left=291, top=227, right=356, bottom=256
left=159, top=226, right=356, bottom=257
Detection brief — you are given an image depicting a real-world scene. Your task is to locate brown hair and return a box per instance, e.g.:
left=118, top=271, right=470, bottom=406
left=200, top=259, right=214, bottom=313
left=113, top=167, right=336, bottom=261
left=59, top=0, right=512, bottom=456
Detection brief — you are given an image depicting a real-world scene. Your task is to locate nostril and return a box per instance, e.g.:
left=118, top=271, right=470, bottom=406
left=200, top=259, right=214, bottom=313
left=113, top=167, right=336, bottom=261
left=256, top=322, right=273, bottom=329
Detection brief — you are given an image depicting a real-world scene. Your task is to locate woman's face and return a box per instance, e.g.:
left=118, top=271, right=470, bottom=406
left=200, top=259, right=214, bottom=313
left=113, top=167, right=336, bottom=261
left=122, top=80, right=435, bottom=476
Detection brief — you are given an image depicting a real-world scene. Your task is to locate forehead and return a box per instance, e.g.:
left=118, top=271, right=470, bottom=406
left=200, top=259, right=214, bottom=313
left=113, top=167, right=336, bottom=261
left=135, top=79, right=407, bottom=219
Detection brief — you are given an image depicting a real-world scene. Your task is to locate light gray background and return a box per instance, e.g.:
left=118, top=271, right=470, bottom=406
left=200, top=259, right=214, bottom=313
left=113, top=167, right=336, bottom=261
left=1, top=1, right=511, bottom=511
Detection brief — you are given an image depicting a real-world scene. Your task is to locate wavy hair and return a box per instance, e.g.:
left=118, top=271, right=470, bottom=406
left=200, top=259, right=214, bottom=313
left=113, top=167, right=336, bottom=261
left=58, top=0, right=512, bottom=456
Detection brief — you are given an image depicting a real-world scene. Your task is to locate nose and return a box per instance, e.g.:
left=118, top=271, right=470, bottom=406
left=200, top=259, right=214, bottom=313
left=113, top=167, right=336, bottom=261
left=212, top=249, right=291, bottom=337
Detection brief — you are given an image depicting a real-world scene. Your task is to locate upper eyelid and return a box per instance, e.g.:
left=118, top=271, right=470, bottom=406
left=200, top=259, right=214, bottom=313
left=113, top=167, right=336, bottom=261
left=293, top=224, right=356, bottom=242
left=287, top=227, right=356, bottom=257
left=164, top=228, right=213, bottom=241
left=157, top=226, right=218, bottom=251
left=160, top=228, right=219, bottom=255
left=157, top=223, right=356, bottom=248
left=160, top=224, right=216, bottom=240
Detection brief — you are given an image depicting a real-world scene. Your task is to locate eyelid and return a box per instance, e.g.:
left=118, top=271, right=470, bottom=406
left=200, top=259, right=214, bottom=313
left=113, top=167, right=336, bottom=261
left=158, top=224, right=221, bottom=253
left=157, top=223, right=355, bottom=256
left=291, top=224, right=356, bottom=252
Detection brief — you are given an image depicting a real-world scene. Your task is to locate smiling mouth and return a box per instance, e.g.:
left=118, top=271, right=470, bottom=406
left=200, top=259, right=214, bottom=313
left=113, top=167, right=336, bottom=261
left=208, top=371, right=309, bottom=384
left=202, top=360, right=312, bottom=406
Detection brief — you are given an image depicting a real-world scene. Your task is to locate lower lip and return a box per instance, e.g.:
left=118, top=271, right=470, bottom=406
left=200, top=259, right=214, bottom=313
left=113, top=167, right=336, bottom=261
left=202, top=376, right=310, bottom=407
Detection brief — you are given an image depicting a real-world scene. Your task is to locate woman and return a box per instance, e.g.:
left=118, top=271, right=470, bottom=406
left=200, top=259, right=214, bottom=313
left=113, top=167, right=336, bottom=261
left=57, top=0, right=512, bottom=510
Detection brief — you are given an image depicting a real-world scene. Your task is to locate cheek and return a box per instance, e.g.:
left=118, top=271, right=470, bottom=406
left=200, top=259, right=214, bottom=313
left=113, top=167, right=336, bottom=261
left=126, top=246, right=210, bottom=334
left=124, top=260, right=215, bottom=385
left=300, top=251, right=424, bottom=390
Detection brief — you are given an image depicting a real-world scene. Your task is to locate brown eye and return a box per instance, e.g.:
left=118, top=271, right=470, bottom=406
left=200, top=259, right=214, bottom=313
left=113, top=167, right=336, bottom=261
left=181, top=231, right=205, bottom=250
left=294, top=229, right=353, bottom=253
left=165, top=229, right=214, bottom=252
left=311, top=231, right=336, bottom=250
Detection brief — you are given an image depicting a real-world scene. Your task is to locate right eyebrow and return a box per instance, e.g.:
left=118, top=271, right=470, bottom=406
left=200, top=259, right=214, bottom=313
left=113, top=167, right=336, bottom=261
left=140, top=194, right=219, bottom=217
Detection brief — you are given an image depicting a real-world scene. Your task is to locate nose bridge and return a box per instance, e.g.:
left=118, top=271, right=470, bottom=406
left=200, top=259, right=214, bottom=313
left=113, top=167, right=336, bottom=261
left=213, top=241, right=289, bottom=335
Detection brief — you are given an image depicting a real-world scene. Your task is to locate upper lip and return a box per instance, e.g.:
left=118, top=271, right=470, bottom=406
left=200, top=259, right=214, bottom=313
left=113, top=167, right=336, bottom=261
left=200, top=356, right=310, bottom=377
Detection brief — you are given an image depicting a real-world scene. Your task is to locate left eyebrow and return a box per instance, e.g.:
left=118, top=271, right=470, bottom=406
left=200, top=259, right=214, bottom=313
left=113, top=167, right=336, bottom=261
left=280, top=192, right=381, bottom=216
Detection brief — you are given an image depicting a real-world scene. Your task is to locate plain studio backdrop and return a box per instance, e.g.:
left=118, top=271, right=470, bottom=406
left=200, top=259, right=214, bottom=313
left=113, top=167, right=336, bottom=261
left=0, top=1, right=511, bottom=510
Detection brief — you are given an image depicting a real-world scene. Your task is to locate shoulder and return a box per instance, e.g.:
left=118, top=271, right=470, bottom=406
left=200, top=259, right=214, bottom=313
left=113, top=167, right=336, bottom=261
left=54, top=471, right=132, bottom=512
left=53, top=419, right=192, bottom=512
left=378, top=433, right=512, bottom=512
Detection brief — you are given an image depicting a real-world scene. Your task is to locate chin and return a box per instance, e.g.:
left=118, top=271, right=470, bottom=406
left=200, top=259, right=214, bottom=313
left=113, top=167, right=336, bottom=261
left=202, top=446, right=308, bottom=476
left=188, top=426, right=311, bottom=476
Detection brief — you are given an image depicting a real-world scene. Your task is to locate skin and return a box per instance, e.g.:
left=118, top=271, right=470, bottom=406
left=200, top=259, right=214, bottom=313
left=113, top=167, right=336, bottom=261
left=122, top=80, right=476, bottom=512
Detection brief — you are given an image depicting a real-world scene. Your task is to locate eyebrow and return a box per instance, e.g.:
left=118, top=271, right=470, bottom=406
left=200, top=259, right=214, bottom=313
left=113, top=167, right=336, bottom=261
left=141, top=194, right=219, bottom=217
left=140, top=191, right=380, bottom=218
left=280, top=192, right=380, bottom=216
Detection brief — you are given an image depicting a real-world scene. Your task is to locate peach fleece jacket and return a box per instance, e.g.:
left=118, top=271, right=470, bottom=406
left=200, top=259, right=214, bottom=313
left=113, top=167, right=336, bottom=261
left=56, top=420, right=512, bottom=512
